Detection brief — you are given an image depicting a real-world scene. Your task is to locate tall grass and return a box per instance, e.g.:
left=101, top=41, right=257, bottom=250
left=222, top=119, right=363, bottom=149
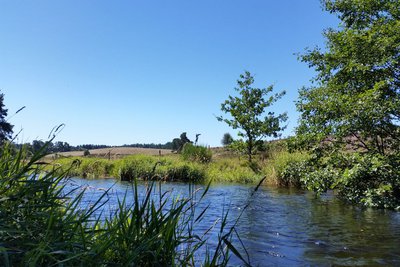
left=181, top=143, right=212, bottom=163
left=206, top=158, right=262, bottom=184
left=0, top=141, right=250, bottom=266
left=261, top=150, right=310, bottom=186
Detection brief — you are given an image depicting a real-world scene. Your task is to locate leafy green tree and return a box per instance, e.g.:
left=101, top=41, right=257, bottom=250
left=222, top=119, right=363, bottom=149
left=221, top=133, right=234, bottom=147
left=296, top=0, right=400, bottom=155
left=217, top=71, right=287, bottom=162
left=0, top=92, right=13, bottom=142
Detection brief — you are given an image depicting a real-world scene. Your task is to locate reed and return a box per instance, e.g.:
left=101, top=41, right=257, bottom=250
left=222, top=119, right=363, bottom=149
left=0, top=141, right=249, bottom=266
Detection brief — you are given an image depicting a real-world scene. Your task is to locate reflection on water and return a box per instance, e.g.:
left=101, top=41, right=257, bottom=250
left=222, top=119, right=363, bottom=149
left=64, top=178, right=400, bottom=266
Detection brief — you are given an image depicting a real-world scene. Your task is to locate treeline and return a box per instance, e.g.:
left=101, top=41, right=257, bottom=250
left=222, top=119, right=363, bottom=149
left=15, top=140, right=73, bottom=154
left=121, top=143, right=173, bottom=150
left=13, top=140, right=175, bottom=154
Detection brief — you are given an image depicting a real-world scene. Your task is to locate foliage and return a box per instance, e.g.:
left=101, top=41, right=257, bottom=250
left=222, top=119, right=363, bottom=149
left=228, top=139, right=247, bottom=158
left=217, top=71, right=287, bottom=162
left=334, top=153, right=400, bottom=209
left=289, top=0, right=400, bottom=209
left=221, top=133, right=234, bottom=146
left=181, top=143, right=212, bottom=163
left=171, top=132, right=193, bottom=152
left=0, top=142, right=250, bottom=266
left=279, top=151, right=400, bottom=210
left=0, top=92, right=13, bottom=143
left=267, top=150, right=310, bottom=187
left=296, top=0, right=400, bottom=155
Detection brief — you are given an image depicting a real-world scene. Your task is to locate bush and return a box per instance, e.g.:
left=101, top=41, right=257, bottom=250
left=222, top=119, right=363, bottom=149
left=83, top=149, right=90, bottom=156
left=181, top=143, right=212, bottom=163
left=263, top=150, right=310, bottom=186
left=279, top=150, right=400, bottom=210
left=335, top=153, right=400, bottom=210
left=279, top=160, right=310, bottom=188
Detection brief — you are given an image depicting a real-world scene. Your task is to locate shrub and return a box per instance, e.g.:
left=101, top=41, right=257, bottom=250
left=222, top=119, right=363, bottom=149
left=279, top=160, right=310, bottom=188
left=83, top=149, right=90, bottom=156
left=181, top=143, right=212, bottom=163
left=263, top=150, right=310, bottom=186
left=334, top=153, right=400, bottom=210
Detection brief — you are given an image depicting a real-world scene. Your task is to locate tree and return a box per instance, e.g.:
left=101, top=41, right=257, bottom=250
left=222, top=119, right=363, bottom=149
left=221, top=133, right=234, bottom=147
left=297, top=0, right=400, bottom=155
left=0, top=92, right=13, bottom=142
left=171, top=132, right=192, bottom=152
left=217, top=71, right=287, bottom=162
left=32, top=140, right=45, bottom=154
left=180, top=132, right=192, bottom=144
left=172, top=138, right=183, bottom=151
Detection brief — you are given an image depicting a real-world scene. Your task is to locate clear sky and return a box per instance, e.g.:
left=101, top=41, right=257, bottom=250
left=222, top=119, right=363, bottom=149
left=0, top=0, right=339, bottom=147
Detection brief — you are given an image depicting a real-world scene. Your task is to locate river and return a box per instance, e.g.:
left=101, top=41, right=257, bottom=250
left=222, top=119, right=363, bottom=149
left=65, top=177, right=400, bottom=266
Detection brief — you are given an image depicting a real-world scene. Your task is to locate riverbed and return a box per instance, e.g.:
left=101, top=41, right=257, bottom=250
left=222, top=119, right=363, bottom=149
left=64, top=177, right=400, bottom=266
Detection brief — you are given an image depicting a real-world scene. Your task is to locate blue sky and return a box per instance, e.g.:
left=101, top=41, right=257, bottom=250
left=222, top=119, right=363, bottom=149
left=0, top=0, right=338, bottom=147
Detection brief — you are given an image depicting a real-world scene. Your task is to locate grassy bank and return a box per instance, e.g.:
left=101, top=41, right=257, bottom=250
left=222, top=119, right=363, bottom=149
left=0, top=142, right=250, bottom=266
left=49, top=142, right=308, bottom=186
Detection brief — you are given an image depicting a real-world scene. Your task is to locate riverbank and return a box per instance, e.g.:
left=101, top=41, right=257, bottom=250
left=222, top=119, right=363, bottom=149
left=48, top=143, right=308, bottom=185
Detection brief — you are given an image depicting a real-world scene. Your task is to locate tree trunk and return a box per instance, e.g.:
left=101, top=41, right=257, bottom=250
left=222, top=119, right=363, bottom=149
left=247, top=138, right=253, bottom=163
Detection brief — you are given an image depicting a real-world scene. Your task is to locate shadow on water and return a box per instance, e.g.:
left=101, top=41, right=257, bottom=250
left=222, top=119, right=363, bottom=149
left=64, top=178, right=400, bottom=266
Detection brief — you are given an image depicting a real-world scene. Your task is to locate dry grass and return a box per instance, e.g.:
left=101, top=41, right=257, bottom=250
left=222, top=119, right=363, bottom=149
left=46, top=147, right=173, bottom=159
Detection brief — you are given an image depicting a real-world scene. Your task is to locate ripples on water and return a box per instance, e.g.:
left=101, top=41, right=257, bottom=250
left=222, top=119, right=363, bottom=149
left=63, top=178, right=400, bottom=266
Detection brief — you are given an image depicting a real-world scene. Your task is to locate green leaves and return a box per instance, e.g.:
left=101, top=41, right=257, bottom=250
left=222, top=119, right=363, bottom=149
left=218, top=71, right=287, bottom=162
left=297, top=0, right=400, bottom=155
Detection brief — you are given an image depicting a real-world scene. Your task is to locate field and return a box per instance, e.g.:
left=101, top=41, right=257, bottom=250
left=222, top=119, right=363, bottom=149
left=47, top=147, right=173, bottom=159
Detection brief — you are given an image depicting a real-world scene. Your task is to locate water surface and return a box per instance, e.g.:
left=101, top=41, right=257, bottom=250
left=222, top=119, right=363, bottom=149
left=65, top=178, right=400, bottom=266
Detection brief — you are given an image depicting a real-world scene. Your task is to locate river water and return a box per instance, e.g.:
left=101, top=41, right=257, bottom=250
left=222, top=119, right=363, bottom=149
left=65, top=177, right=400, bottom=266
